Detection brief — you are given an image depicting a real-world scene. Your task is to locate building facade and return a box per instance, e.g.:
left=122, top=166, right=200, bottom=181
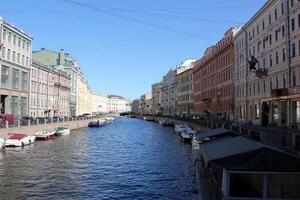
left=151, top=82, right=162, bottom=115
left=161, top=69, right=177, bottom=116
left=33, top=48, right=81, bottom=116
left=194, top=28, right=239, bottom=119
left=76, top=71, right=91, bottom=115
left=91, top=92, right=108, bottom=114
left=30, top=61, right=55, bottom=117
left=176, top=59, right=196, bottom=116
left=107, top=95, right=131, bottom=113
left=131, top=99, right=140, bottom=113
left=0, top=18, right=32, bottom=117
left=139, top=92, right=152, bottom=115
left=234, top=0, right=300, bottom=127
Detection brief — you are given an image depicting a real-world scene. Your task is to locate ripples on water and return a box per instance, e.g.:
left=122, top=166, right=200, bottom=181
left=0, top=117, right=198, bottom=200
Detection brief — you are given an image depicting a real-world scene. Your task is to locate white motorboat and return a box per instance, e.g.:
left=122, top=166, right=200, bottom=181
left=55, top=127, right=71, bottom=136
left=0, top=138, right=5, bottom=150
left=105, top=117, right=115, bottom=123
left=180, top=128, right=197, bottom=143
left=174, top=125, right=189, bottom=134
left=5, top=133, right=36, bottom=147
left=34, top=130, right=56, bottom=140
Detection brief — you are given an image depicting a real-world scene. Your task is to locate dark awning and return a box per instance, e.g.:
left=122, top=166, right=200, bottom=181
left=200, top=136, right=300, bottom=172
left=198, top=128, right=229, bottom=139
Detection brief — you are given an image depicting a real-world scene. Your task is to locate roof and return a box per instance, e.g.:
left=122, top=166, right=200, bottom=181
left=198, top=128, right=229, bottom=139
left=200, top=136, right=263, bottom=165
left=200, top=136, right=300, bottom=172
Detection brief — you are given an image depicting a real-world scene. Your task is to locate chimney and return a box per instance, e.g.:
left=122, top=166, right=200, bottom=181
left=59, top=49, right=64, bottom=65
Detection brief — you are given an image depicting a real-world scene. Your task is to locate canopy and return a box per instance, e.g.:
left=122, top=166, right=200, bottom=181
left=198, top=128, right=229, bottom=139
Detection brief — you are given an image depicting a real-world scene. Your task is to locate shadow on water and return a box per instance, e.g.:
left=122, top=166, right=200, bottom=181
left=0, top=117, right=198, bottom=200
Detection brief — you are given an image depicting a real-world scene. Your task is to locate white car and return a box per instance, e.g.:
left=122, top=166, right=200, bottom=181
left=5, top=133, right=36, bottom=147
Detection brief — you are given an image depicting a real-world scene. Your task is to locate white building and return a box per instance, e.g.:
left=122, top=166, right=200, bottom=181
left=107, top=95, right=131, bottom=113
left=0, top=17, right=32, bottom=117
left=91, top=92, right=108, bottom=114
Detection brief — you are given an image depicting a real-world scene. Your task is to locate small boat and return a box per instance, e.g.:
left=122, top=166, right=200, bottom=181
left=34, top=130, right=55, bottom=140
left=143, top=117, right=155, bottom=121
left=105, top=117, right=115, bottom=124
left=55, top=127, right=70, bottom=136
left=0, top=138, right=5, bottom=150
left=159, top=119, right=173, bottom=126
left=180, top=128, right=197, bottom=143
left=88, top=120, right=106, bottom=128
left=174, top=125, right=189, bottom=134
left=5, top=133, right=36, bottom=147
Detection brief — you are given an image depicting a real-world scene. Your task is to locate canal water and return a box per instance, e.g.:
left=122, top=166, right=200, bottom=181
left=0, top=117, right=198, bottom=200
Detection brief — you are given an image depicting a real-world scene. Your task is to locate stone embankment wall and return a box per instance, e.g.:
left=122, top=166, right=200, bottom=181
left=0, top=117, right=103, bottom=139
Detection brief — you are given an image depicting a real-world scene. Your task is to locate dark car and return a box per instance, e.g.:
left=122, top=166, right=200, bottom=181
left=20, top=116, right=35, bottom=126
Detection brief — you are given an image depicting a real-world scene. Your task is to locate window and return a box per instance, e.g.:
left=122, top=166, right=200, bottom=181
left=256, top=25, right=259, bottom=35
left=26, top=57, right=29, bottom=66
left=7, top=49, right=10, bottom=60
left=291, top=0, right=294, bottom=7
left=282, top=25, right=285, bottom=37
left=3, top=29, right=6, bottom=41
left=17, top=53, right=20, bottom=63
left=270, top=55, right=273, bottom=67
left=281, top=2, right=285, bottom=15
left=276, top=76, right=279, bottom=88
left=275, top=30, right=278, bottom=41
left=268, top=174, right=300, bottom=199
left=255, top=104, right=260, bottom=119
left=291, top=18, right=295, bottom=31
left=263, top=80, right=266, bottom=92
left=21, top=72, right=28, bottom=91
left=1, top=66, right=9, bottom=87
left=270, top=78, right=273, bottom=90
left=263, top=58, right=266, bottom=68
left=269, top=13, right=272, bottom=25
left=298, top=14, right=300, bottom=27
left=12, top=69, right=19, bottom=89
left=283, top=48, right=286, bottom=61
left=276, top=52, right=279, bottom=64
left=292, top=43, right=296, bottom=57
left=293, top=71, right=296, bottom=86
left=18, top=37, right=21, bottom=47
left=22, top=40, right=25, bottom=49
left=8, top=32, right=11, bottom=42
left=12, top=51, right=15, bottom=62
left=283, top=74, right=286, bottom=88
left=13, top=35, right=16, bottom=44
left=269, top=34, right=272, bottom=45
left=22, top=55, right=25, bottom=65
left=275, top=9, right=278, bottom=20
left=262, top=20, right=265, bottom=30
left=26, top=42, right=30, bottom=51
left=1, top=47, right=5, bottom=58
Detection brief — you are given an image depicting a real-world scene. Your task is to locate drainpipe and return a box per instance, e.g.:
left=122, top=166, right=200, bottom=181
left=285, top=0, right=292, bottom=127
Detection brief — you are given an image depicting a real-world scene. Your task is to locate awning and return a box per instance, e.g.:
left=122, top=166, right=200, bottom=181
left=198, top=128, right=229, bottom=139
left=200, top=136, right=300, bottom=172
left=200, top=136, right=263, bottom=165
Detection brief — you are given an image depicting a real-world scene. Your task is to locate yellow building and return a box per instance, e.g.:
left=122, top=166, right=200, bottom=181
left=76, top=71, right=92, bottom=115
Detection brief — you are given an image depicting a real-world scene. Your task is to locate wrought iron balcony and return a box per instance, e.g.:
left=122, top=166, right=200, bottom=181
left=256, top=68, right=268, bottom=79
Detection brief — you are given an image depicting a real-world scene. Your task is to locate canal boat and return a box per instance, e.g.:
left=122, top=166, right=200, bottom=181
left=34, top=130, right=56, bottom=140
left=55, top=127, right=71, bottom=136
left=143, top=117, right=155, bottom=121
left=105, top=117, right=115, bottom=124
left=174, top=125, right=189, bottom=134
left=0, top=138, right=5, bottom=150
left=159, top=119, right=173, bottom=126
left=180, top=128, right=197, bottom=143
left=5, top=133, right=36, bottom=147
left=88, top=120, right=106, bottom=128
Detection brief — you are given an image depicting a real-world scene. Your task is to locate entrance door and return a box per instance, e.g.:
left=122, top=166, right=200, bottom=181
left=281, top=101, right=287, bottom=127
left=0, top=95, right=7, bottom=114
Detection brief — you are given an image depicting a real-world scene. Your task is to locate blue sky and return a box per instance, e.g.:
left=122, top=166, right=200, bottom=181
left=1, top=0, right=266, bottom=99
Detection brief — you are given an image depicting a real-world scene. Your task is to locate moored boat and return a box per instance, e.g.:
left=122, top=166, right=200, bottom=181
left=174, top=124, right=189, bottom=134
left=88, top=120, right=106, bottom=128
left=5, top=133, right=36, bottom=147
left=159, top=119, right=173, bottom=126
left=180, top=128, right=197, bottom=143
left=55, top=127, right=70, bottom=136
left=34, top=130, right=55, bottom=140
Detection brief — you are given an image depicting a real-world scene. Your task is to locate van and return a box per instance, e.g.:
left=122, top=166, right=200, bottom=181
left=0, top=114, right=15, bottom=125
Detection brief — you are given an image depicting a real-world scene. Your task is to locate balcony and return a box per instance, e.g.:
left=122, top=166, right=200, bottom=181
left=255, top=68, right=268, bottom=79
left=271, top=88, right=288, bottom=97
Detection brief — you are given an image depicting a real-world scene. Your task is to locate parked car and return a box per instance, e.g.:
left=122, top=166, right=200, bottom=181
left=0, top=114, right=15, bottom=127
left=20, top=116, right=35, bottom=126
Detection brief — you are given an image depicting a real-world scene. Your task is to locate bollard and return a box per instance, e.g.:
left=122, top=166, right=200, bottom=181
left=28, top=119, right=31, bottom=127
left=45, top=119, right=47, bottom=125
left=5, top=121, right=9, bottom=129
left=37, top=119, right=39, bottom=125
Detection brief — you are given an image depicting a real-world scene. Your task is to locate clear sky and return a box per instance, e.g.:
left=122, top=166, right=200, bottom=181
left=1, top=0, right=266, bottom=99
